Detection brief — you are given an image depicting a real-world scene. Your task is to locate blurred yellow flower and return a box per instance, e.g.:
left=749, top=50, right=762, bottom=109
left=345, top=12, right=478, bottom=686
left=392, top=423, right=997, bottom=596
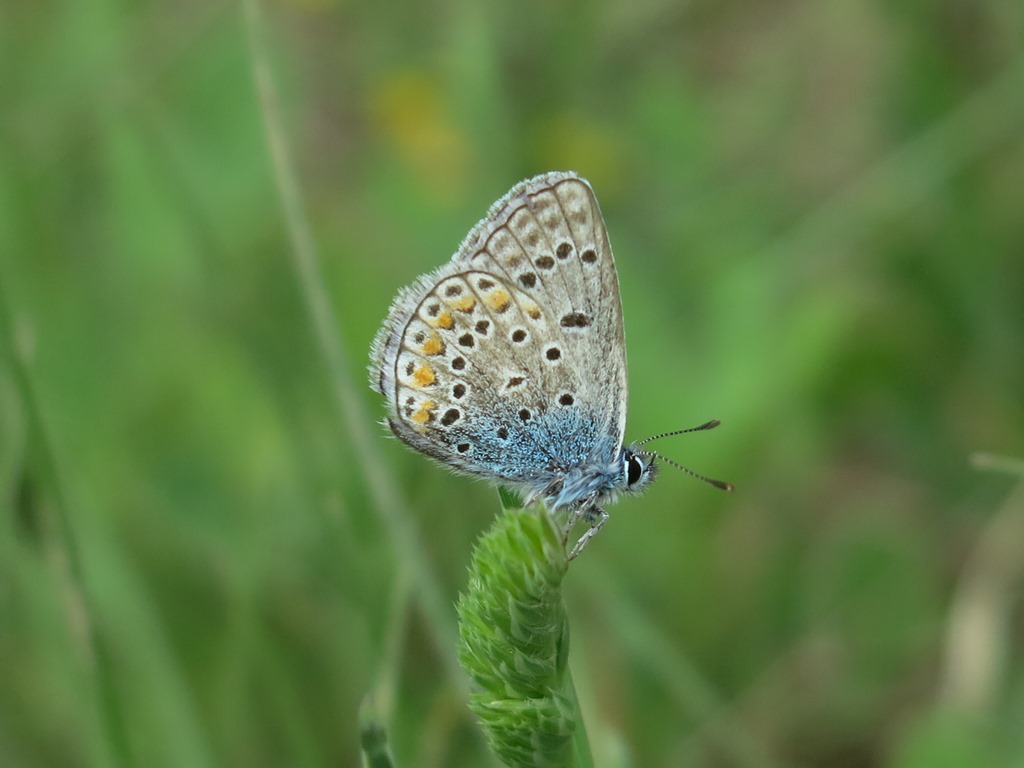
left=370, top=71, right=469, bottom=195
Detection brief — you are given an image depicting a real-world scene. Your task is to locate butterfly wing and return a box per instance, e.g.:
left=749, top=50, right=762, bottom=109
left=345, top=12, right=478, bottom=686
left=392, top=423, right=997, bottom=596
left=371, top=172, right=628, bottom=494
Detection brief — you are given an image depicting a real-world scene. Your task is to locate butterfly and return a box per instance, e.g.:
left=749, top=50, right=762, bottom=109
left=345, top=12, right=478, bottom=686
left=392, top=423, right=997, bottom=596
left=370, top=171, right=731, bottom=557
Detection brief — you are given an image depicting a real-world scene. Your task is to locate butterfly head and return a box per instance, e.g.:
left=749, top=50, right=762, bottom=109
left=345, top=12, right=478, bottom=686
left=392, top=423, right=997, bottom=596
left=620, top=447, right=658, bottom=496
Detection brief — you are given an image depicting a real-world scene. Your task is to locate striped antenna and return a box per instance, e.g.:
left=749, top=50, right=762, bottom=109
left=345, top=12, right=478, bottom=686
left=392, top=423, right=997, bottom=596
left=635, top=419, right=733, bottom=491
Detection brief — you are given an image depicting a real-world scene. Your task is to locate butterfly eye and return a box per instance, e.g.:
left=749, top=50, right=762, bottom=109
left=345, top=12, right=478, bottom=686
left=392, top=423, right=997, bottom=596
left=626, top=454, right=645, bottom=486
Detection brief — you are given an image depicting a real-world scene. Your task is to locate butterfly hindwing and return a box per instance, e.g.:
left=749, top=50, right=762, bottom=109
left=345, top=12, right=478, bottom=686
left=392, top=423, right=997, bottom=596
left=371, top=172, right=628, bottom=496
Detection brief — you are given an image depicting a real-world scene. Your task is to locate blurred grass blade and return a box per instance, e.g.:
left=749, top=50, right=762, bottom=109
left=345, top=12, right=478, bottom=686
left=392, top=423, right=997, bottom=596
left=360, top=695, right=397, bottom=768
left=0, top=283, right=131, bottom=767
left=241, top=0, right=472, bottom=706
left=941, top=478, right=1024, bottom=712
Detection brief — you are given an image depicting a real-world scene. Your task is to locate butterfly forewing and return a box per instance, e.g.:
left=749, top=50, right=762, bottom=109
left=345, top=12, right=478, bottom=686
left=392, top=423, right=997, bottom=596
left=373, top=172, right=628, bottom=489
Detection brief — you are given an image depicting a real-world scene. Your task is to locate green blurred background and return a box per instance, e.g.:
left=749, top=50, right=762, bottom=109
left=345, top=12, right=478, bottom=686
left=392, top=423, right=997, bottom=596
left=2, top=1, right=1023, bottom=766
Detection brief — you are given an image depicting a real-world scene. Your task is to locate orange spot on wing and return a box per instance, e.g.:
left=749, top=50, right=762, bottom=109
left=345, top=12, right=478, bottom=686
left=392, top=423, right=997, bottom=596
left=410, top=400, right=437, bottom=425
left=450, top=296, right=476, bottom=313
left=422, top=332, right=444, bottom=355
left=524, top=302, right=542, bottom=319
left=412, top=364, right=435, bottom=387
left=433, top=311, right=454, bottom=330
left=484, top=289, right=510, bottom=312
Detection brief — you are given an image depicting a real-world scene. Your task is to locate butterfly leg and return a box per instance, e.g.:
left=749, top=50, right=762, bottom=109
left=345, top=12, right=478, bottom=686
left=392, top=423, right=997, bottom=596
left=568, top=506, right=609, bottom=560
left=560, top=508, right=582, bottom=550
